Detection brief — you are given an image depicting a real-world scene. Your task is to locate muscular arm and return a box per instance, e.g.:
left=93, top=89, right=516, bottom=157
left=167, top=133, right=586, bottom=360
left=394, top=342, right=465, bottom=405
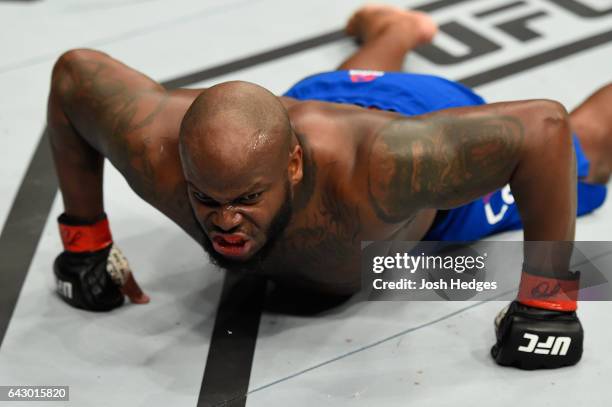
left=47, top=49, right=206, bottom=242
left=367, top=100, right=576, bottom=241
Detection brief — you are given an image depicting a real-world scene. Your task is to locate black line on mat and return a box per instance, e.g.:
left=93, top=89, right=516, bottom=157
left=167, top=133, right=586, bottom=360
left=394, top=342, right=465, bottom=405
left=197, top=274, right=267, bottom=407
left=161, top=30, right=345, bottom=89
left=161, top=0, right=479, bottom=88
left=459, top=28, right=612, bottom=88
left=473, top=1, right=526, bottom=18
left=0, top=132, right=58, bottom=348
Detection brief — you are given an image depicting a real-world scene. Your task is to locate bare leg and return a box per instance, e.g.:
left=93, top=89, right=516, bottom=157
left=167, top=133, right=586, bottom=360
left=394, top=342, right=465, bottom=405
left=570, top=83, right=612, bottom=184
left=338, top=5, right=438, bottom=71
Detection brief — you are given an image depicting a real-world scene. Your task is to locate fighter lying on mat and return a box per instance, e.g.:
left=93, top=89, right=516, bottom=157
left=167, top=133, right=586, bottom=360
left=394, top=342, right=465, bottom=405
left=48, top=5, right=611, bottom=369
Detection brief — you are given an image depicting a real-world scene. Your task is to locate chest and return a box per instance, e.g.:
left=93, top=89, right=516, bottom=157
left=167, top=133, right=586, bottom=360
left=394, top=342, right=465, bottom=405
left=264, top=187, right=364, bottom=286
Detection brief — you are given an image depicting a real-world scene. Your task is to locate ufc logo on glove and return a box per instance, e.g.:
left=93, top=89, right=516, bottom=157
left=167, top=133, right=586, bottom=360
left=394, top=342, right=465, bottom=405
left=517, top=333, right=572, bottom=356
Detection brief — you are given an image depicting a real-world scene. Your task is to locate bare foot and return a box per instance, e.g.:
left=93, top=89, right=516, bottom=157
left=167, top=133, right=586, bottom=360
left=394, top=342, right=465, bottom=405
left=345, top=4, right=438, bottom=47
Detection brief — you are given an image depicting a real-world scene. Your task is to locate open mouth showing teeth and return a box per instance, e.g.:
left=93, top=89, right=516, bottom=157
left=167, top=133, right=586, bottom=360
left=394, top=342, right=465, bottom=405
left=214, top=236, right=246, bottom=247
left=212, top=235, right=251, bottom=257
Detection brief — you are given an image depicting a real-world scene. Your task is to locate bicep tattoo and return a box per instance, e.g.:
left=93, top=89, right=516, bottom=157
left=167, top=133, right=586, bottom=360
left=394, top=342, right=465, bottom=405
left=367, top=115, right=524, bottom=223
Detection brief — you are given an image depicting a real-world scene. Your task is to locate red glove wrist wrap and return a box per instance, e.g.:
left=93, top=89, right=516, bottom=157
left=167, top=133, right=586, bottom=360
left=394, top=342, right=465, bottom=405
left=59, top=217, right=113, bottom=253
left=517, top=272, right=579, bottom=312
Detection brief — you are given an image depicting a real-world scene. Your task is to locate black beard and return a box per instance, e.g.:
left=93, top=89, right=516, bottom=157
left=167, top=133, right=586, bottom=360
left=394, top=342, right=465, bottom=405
left=200, top=184, right=293, bottom=274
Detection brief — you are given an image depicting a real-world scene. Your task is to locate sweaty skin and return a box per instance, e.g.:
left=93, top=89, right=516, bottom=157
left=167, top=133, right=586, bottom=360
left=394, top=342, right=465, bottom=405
left=48, top=49, right=576, bottom=294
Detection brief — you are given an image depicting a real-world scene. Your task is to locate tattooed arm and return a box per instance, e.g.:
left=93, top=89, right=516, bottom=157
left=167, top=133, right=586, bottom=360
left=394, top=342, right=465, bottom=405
left=367, top=100, right=576, bottom=241
left=47, top=49, right=205, bottom=241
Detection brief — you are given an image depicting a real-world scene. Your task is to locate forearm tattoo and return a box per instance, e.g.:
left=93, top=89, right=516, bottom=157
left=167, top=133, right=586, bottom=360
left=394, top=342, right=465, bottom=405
left=58, top=55, right=203, bottom=238
left=64, top=58, right=168, bottom=175
left=367, top=115, right=524, bottom=223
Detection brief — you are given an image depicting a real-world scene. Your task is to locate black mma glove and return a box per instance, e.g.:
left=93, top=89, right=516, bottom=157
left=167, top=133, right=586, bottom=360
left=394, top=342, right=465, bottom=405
left=491, top=300, right=583, bottom=370
left=491, top=267, right=582, bottom=369
left=54, top=213, right=149, bottom=312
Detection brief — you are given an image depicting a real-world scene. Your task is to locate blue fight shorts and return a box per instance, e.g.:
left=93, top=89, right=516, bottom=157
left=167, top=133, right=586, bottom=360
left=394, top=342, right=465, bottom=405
left=283, top=70, right=608, bottom=241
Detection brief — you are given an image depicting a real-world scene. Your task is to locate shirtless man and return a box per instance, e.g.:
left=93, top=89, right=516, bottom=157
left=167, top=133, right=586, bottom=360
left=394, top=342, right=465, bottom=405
left=49, top=5, right=611, bottom=369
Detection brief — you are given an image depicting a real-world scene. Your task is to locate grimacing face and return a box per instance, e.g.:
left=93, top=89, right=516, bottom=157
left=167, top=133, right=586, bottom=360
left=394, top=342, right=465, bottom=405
left=182, top=143, right=303, bottom=272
